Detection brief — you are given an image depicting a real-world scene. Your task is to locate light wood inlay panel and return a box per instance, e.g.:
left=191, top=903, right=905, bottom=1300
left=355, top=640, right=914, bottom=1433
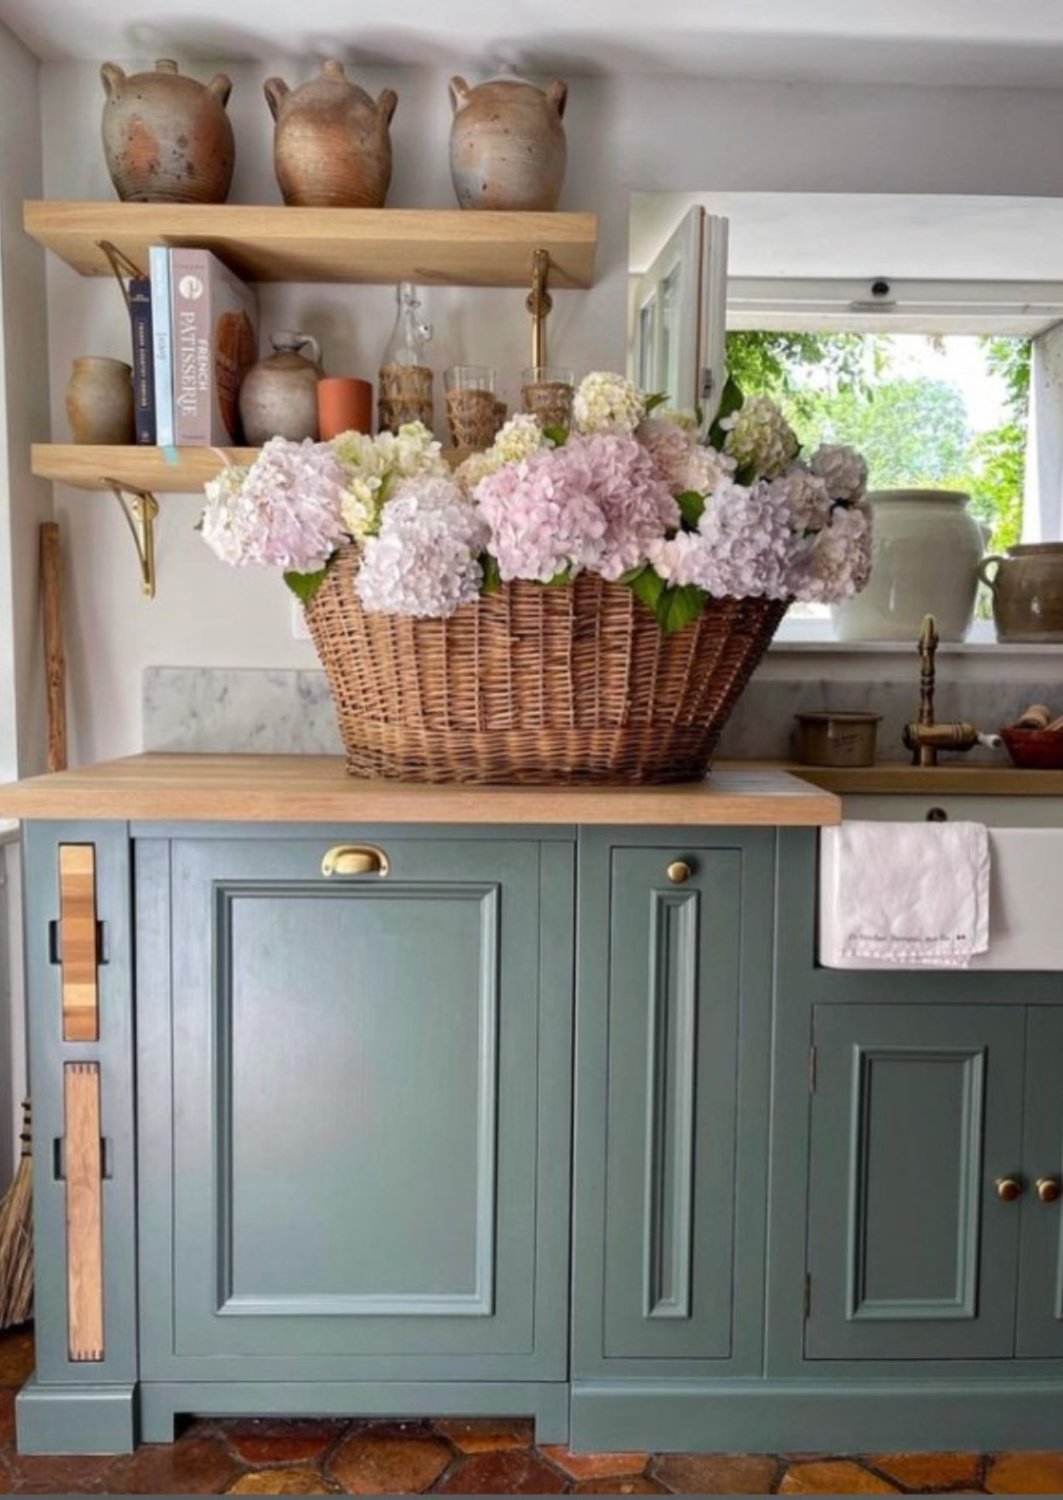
left=64, top=1062, right=104, bottom=1363
left=23, top=202, right=598, bottom=288
left=0, top=753, right=841, bottom=826
left=59, top=844, right=98, bottom=1043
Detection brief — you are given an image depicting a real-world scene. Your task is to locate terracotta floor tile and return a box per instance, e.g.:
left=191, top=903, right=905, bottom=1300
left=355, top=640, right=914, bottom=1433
left=435, top=1449, right=567, bottom=1495
left=227, top=1468, right=342, bottom=1494
left=3, top=1450, right=114, bottom=1494
left=573, top=1478, right=667, bottom=1495
left=218, top=1419, right=349, bottom=1466
left=986, top=1453, right=1063, bottom=1494
left=542, top=1445, right=649, bottom=1481
left=327, top=1431, right=451, bottom=1495
left=432, top=1418, right=534, bottom=1455
left=780, top=1460, right=901, bottom=1494
left=867, top=1452, right=983, bottom=1491
left=654, top=1454, right=779, bottom=1494
left=101, top=1433, right=241, bottom=1495
left=0, top=1332, right=33, bottom=1390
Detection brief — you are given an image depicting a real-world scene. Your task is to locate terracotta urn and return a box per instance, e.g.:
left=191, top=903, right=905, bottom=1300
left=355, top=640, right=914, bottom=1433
left=238, top=331, right=324, bottom=446
left=100, top=59, right=235, bottom=204
left=65, top=356, right=135, bottom=444
left=264, top=60, right=398, bottom=209
left=448, top=74, right=567, bottom=211
left=979, top=543, right=1063, bottom=642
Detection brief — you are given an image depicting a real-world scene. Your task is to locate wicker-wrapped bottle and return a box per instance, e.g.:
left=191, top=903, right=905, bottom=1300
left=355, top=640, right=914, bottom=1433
left=378, top=283, right=433, bottom=435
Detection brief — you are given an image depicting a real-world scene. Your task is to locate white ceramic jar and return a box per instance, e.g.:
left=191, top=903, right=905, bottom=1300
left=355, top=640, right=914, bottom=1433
left=831, top=489, right=986, bottom=643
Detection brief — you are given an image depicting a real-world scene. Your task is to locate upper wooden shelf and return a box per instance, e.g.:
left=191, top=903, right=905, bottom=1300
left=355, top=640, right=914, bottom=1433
left=23, top=202, right=598, bottom=289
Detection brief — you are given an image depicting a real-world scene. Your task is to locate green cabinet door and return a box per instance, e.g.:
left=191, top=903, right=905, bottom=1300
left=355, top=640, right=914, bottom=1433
left=136, top=833, right=573, bottom=1384
left=1017, top=1007, right=1063, bottom=1357
left=806, top=1003, right=1025, bottom=1361
left=573, top=830, right=776, bottom=1376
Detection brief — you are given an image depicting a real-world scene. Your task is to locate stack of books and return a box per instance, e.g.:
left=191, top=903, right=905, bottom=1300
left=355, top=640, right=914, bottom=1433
left=129, top=247, right=259, bottom=446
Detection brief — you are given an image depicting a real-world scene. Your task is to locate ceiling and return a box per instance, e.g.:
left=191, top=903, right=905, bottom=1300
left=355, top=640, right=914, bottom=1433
left=7, top=0, right=1063, bottom=86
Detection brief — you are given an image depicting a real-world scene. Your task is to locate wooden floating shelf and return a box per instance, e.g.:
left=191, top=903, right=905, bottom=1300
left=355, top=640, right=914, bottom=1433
left=32, top=444, right=258, bottom=493
left=23, top=202, right=598, bottom=289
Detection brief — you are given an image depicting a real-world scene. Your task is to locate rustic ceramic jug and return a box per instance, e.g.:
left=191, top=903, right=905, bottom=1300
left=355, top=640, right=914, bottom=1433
left=100, top=59, right=235, bottom=204
left=238, top=332, right=324, bottom=446
left=65, top=356, right=135, bottom=444
left=448, top=73, right=567, bottom=211
left=265, top=60, right=398, bottom=208
left=978, top=543, right=1063, bottom=642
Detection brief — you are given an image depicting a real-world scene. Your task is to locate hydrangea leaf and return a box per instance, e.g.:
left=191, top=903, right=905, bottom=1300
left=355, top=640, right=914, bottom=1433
left=546, top=566, right=574, bottom=585
left=543, top=425, right=569, bottom=447
left=676, top=490, right=706, bottom=529
left=480, top=554, right=502, bottom=595
left=657, top=583, right=709, bottom=635
left=629, top=566, right=666, bottom=611
left=644, top=391, right=670, bottom=414
left=283, top=567, right=328, bottom=603
left=707, top=374, right=745, bottom=449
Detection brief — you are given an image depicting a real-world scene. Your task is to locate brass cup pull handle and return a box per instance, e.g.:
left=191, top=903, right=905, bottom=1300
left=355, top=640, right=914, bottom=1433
left=996, top=1175, right=1025, bottom=1203
left=1037, top=1176, right=1062, bottom=1204
left=321, top=845, right=390, bottom=879
left=667, top=861, right=692, bottom=885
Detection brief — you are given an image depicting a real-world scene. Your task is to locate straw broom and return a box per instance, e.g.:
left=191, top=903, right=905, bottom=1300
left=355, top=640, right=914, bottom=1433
left=0, top=1101, right=33, bottom=1328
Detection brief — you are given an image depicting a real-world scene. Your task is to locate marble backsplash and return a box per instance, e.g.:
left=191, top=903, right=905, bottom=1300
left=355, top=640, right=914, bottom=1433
left=143, top=665, right=1060, bottom=766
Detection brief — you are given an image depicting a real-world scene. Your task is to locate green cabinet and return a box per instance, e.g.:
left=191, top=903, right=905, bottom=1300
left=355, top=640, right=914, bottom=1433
left=573, top=829, right=776, bottom=1378
left=1015, top=1008, right=1063, bottom=1358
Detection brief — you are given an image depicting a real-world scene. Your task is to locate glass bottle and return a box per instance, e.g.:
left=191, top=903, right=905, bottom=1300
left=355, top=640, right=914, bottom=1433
left=378, top=282, right=434, bottom=433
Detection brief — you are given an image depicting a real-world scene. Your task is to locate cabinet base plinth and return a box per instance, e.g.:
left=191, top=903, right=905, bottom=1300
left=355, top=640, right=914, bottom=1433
left=15, top=1376, right=137, bottom=1454
left=139, top=1380, right=570, bottom=1448
left=570, top=1378, right=1063, bottom=1454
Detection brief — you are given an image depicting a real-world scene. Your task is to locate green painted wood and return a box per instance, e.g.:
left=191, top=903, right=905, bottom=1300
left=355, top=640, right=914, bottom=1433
left=21, top=821, right=138, bottom=1390
left=570, top=1375, right=1063, bottom=1454
left=806, top=1003, right=1025, bottom=1360
left=137, top=833, right=572, bottom=1382
left=139, top=1379, right=570, bottom=1446
left=1017, top=1006, right=1063, bottom=1357
left=572, top=827, right=776, bottom=1379
left=15, top=1376, right=136, bottom=1454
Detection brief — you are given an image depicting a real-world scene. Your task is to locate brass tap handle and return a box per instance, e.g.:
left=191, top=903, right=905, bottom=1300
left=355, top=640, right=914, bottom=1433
left=1036, top=1176, right=1062, bottom=1204
left=996, top=1175, right=1025, bottom=1203
left=917, top=613, right=939, bottom=726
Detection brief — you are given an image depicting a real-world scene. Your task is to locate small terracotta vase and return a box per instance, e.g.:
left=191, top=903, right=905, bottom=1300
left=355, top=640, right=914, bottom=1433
left=265, top=59, right=398, bottom=208
left=238, top=332, right=324, bottom=446
left=66, top=356, right=135, bottom=444
left=318, top=378, right=373, bottom=440
left=100, top=59, right=234, bottom=204
left=448, top=73, right=567, bottom=211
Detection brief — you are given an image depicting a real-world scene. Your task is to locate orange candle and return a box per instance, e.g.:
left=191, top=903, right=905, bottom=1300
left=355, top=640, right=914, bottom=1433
left=317, top=377, right=373, bottom=439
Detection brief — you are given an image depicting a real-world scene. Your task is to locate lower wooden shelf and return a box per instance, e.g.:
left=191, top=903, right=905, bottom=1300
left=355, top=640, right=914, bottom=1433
left=31, top=444, right=258, bottom=494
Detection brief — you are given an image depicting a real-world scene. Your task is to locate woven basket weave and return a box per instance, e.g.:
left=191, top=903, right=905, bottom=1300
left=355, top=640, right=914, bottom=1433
left=305, top=546, right=787, bottom=784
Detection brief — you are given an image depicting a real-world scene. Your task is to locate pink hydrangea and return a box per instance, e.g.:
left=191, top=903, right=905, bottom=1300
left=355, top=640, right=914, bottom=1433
left=355, top=477, right=488, bottom=618
left=200, top=437, right=348, bottom=573
left=646, top=479, right=795, bottom=599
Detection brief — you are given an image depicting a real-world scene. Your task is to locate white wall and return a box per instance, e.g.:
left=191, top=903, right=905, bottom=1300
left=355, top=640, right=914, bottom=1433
left=0, top=24, right=49, bottom=782
left=34, top=61, right=1063, bottom=762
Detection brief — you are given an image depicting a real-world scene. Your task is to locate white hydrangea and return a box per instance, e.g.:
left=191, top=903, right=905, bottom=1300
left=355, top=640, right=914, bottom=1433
left=794, top=501, right=874, bottom=602
left=763, top=466, right=833, bottom=534
left=573, top=371, right=646, bottom=435
left=333, top=422, right=449, bottom=538
left=646, top=479, right=794, bottom=599
left=454, top=413, right=549, bottom=494
left=685, top=442, right=737, bottom=497
left=354, top=476, right=488, bottom=618
left=721, top=395, right=799, bottom=479
left=200, top=463, right=253, bottom=566
left=809, top=444, right=869, bottom=503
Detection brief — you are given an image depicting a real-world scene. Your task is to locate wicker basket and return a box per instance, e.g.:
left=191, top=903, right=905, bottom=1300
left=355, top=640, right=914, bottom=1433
left=305, top=546, right=788, bottom=784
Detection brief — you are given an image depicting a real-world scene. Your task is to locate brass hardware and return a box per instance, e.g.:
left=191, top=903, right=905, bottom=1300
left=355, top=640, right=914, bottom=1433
left=996, top=1175, right=1025, bottom=1202
left=321, top=844, right=390, bottom=879
left=104, top=481, right=159, bottom=598
left=667, top=860, right=692, bottom=884
left=526, top=248, right=553, bottom=368
left=902, top=613, right=1000, bottom=766
left=1036, top=1176, right=1062, bottom=1204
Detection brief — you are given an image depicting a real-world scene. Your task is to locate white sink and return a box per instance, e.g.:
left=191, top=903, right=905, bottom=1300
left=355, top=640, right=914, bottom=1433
left=819, top=796, right=1063, bottom=971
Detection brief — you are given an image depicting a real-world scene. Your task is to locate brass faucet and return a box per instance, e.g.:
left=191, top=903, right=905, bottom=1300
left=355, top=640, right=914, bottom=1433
left=902, top=614, right=1001, bottom=767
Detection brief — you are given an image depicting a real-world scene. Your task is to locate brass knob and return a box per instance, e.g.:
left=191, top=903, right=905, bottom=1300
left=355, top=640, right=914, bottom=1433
left=996, top=1176, right=1025, bottom=1203
left=667, top=861, right=692, bottom=885
left=1037, top=1177, right=1062, bottom=1204
left=321, top=844, right=390, bottom=878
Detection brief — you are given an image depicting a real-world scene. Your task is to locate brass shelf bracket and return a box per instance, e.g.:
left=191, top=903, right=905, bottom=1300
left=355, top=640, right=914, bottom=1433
left=526, top=248, right=554, bottom=369
left=104, top=480, right=159, bottom=599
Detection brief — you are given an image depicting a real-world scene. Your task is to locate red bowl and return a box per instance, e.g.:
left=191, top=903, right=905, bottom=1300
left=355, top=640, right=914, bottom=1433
left=1000, top=726, right=1063, bottom=769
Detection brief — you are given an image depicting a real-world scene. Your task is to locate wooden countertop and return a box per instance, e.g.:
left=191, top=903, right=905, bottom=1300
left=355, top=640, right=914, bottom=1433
left=771, top=761, right=1063, bottom=796
left=0, top=753, right=841, bottom=827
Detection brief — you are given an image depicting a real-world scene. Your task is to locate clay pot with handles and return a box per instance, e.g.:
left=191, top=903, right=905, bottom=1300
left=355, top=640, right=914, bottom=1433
left=978, top=543, right=1063, bottom=642
left=100, top=59, right=235, bottom=204
left=265, top=60, right=398, bottom=209
left=448, top=73, right=568, bottom=211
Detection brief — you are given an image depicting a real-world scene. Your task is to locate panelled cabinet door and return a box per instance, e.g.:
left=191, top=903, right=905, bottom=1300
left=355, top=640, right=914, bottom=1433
left=602, top=846, right=743, bottom=1361
left=806, top=1003, right=1026, bottom=1361
left=1017, top=1006, right=1063, bottom=1356
left=137, top=835, right=569, bottom=1383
